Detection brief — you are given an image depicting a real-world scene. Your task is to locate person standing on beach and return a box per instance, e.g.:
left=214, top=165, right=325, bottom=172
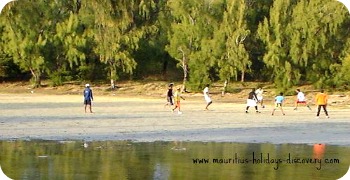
left=83, top=84, right=93, bottom=113
left=246, top=88, right=260, bottom=113
left=172, top=87, right=185, bottom=114
left=271, top=92, right=285, bottom=116
left=255, top=87, right=265, bottom=108
left=203, top=84, right=212, bottom=110
left=294, top=89, right=311, bottom=110
left=165, top=83, right=174, bottom=108
left=315, top=89, right=329, bottom=118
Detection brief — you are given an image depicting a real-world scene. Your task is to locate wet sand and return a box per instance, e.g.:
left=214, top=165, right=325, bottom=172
left=0, top=93, right=349, bottom=146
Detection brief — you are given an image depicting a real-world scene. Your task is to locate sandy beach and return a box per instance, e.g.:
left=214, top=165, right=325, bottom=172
left=0, top=93, right=349, bottom=146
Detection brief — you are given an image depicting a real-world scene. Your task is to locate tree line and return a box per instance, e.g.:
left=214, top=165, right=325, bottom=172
left=0, top=0, right=349, bottom=91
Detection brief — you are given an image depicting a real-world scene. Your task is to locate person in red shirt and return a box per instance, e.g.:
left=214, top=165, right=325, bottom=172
left=315, top=89, right=329, bottom=118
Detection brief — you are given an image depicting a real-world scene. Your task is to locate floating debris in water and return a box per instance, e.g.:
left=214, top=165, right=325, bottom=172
left=38, top=155, right=48, bottom=158
left=171, top=147, right=186, bottom=151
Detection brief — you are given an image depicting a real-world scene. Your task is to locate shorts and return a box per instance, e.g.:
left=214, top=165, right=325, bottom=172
left=275, top=103, right=282, bottom=107
left=204, top=95, right=212, bottom=103
left=257, top=96, right=263, bottom=101
left=246, top=99, right=257, bottom=107
left=167, top=96, right=173, bottom=105
left=175, top=101, right=180, bottom=107
left=84, top=100, right=91, bottom=105
left=296, top=100, right=307, bottom=104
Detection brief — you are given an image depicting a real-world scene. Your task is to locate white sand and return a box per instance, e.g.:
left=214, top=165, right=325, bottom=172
left=0, top=93, right=349, bottom=145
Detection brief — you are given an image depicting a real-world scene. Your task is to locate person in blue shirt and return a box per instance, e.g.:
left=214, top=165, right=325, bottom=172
left=272, top=92, right=285, bottom=116
left=84, top=84, right=93, bottom=113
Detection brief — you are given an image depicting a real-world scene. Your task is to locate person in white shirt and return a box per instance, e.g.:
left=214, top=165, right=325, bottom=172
left=203, top=84, right=212, bottom=110
left=246, top=88, right=260, bottom=113
left=294, top=89, right=311, bottom=110
left=255, top=87, right=265, bottom=108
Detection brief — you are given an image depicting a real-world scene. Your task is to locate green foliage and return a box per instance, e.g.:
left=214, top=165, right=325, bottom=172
left=1, top=1, right=50, bottom=87
left=48, top=70, right=72, bottom=87
left=258, top=0, right=349, bottom=89
left=81, top=0, right=158, bottom=87
left=340, top=58, right=350, bottom=84
left=217, top=0, right=252, bottom=82
left=0, top=0, right=349, bottom=90
left=333, top=54, right=350, bottom=88
left=166, top=0, right=224, bottom=90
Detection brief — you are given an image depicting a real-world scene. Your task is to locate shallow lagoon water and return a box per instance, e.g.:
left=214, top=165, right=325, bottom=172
left=0, top=140, right=349, bottom=180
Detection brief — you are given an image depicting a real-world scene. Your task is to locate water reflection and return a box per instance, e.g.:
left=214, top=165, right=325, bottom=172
left=313, top=143, right=326, bottom=160
left=0, top=140, right=349, bottom=179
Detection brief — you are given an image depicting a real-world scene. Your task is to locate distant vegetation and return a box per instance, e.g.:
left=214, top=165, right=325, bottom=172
left=0, top=0, right=349, bottom=91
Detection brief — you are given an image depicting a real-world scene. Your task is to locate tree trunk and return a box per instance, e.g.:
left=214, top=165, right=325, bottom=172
left=240, top=69, right=245, bottom=82
left=108, top=61, right=117, bottom=89
left=110, top=66, right=116, bottom=89
left=222, top=79, right=228, bottom=96
left=182, top=57, right=188, bottom=92
left=110, top=79, right=115, bottom=89
left=30, top=68, right=41, bottom=88
left=179, top=48, right=189, bottom=92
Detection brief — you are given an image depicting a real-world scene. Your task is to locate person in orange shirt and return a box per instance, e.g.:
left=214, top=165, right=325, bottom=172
left=315, top=89, right=329, bottom=118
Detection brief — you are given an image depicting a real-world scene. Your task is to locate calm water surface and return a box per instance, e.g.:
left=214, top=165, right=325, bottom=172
left=0, top=140, right=349, bottom=180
